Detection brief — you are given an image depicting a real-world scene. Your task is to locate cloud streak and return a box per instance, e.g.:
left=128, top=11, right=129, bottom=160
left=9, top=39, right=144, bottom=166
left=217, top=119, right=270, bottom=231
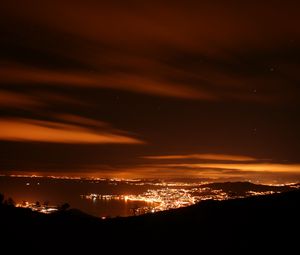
left=157, top=163, right=300, bottom=173
left=143, top=153, right=257, bottom=162
left=0, top=90, right=41, bottom=109
left=0, top=118, right=144, bottom=144
left=0, top=64, right=215, bottom=100
left=49, top=162, right=300, bottom=181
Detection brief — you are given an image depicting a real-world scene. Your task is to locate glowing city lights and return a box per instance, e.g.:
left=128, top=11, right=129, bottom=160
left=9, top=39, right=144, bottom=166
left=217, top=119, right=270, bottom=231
left=16, top=202, right=58, bottom=214
left=81, top=186, right=278, bottom=216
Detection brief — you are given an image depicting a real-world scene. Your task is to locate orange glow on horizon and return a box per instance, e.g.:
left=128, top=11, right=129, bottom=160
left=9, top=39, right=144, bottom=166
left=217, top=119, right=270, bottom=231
left=161, top=163, right=300, bottom=173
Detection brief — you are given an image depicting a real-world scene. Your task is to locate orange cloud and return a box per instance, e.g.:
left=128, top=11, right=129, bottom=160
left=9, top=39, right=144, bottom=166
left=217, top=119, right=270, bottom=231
left=159, top=163, right=300, bottom=173
left=0, top=90, right=41, bottom=108
left=60, top=162, right=300, bottom=180
left=7, top=1, right=299, bottom=49
left=1, top=1, right=300, bottom=103
left=143, top=153, right=257, bottom=161
left=0, top=118, right=144, bottom=144
left=0, top=64, right=214, bottom=100
left=54, top=114, right=108, bottom=127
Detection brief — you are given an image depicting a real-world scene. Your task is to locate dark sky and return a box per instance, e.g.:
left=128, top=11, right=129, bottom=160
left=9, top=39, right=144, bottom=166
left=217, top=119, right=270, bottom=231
left=0, top=0, right=300, bottom=182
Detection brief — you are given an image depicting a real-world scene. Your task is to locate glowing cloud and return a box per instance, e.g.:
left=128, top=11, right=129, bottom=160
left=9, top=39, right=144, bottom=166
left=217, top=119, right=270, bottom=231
left=143, top=153, right=257, bottom=161
left=0, top=118, right=144, bottom=144
left=0, top=65, right=214, bottom=100
left=159, top=163, right=300, bottom=173
left=0, top=90, right=41, bottom=108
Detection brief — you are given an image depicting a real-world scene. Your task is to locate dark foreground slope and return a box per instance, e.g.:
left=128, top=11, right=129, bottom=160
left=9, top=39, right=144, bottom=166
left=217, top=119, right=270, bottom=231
left=1, top=190, right=299, bottom=252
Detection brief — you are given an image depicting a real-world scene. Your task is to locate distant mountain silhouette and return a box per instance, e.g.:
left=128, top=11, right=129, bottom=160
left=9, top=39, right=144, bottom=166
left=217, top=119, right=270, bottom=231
left=201, top=181, right=297, bottom=195
left=1, top=188, right=299, bottom=253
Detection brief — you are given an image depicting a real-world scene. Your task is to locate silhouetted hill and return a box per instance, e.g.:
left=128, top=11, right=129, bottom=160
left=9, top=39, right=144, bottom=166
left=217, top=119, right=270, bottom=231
left=1, top=190, right=299, bottom=252
left=201, top=181, right=297, bottom=195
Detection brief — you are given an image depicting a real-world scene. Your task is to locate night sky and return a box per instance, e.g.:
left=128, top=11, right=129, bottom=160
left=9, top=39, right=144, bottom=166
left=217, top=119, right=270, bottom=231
left=0, top=0, right=300, bottom=182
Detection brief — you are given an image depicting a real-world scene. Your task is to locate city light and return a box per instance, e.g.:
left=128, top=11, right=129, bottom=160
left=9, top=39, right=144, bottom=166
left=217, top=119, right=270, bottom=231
left=16, top=202, right=58, bottom=214
left=81, top=186, right=278, bottom=216
left=10, top=175, right=296, bottom=217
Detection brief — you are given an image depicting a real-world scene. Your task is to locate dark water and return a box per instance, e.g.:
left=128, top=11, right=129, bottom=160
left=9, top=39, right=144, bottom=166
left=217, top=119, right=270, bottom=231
left=0, top=176, right=156, bottom=217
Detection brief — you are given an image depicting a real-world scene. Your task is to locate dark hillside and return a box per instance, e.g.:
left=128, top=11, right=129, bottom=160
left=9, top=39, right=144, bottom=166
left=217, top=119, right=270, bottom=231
left=1, top=190, right=299, bottom=252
